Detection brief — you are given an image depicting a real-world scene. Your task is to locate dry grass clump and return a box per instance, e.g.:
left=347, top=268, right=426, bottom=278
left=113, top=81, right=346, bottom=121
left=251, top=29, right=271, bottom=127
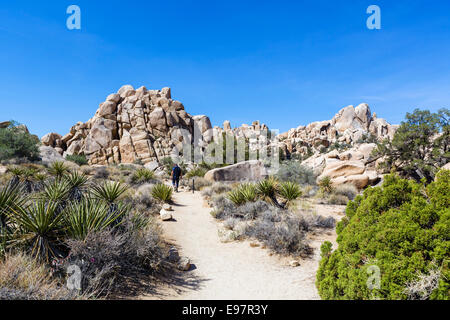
left=332, top=185, right=358, bottom=200
left=0, top=252, right=74, bottom=300
left=183, top=177, right=212, bottom=191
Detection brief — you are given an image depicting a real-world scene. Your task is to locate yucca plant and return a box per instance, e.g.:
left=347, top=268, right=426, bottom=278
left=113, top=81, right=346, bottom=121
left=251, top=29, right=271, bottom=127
left=227, top=188, right=246, bottom=206
left=91, top=181, right=128, bottom=205
left=64, top=198, right=129, bottom=240
left=64, top=171, right=89, bottom=201
left=7, top=200, right=66, bottom=262
left=33, top=173, right=47, bottom=191
left=256, top=177, right=279, bottom=205
left=47, top=161, right=70, bottom=180
left=318, top=176, right=334, bottom=194
left=21, top=168, right=39, bottom=193
left=278, top=181, right=303, bottom=206
left=131, top=168, right=156, bottom=185
left=0, top=184, right=25, bottom=232
left=7, top=166, right=24, bottom=188
left=227, top=183, right=258, bottom=206
left=241, top=183, right=258, bottom=203
left=151, top=184, right=173, bottom=203
left=41, top=179, right=72, bottom=204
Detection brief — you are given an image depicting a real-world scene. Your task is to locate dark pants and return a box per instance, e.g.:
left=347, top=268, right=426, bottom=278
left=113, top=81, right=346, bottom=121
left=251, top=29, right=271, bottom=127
left=172, top=176, right=180, bottom=189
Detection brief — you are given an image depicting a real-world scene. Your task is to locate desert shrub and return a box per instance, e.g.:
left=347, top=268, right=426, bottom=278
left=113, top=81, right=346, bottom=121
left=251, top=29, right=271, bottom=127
left=318, top=176, right=334, bottom=194
left=316, top=171, right=450, bottom=300
left=303, top=185, right=317, bottom=198
left=327, top=194, right=349, bottom=205
left=302, top=214, right=336, bottom=229
left=151, top=184, right=173, bottom=203
left=0, top=252, right=73, bottom=300
left=65, top=154, right=88, bottom=166
left=92, top=166, right=110, bottom=180
left=186, top=177, right=212, bottom=191
left=201, top=183, right=233, bottom=199
left=0, top=121, right=40, bottom=162
left=185, top=167, right=207, bottom=179
left=65, top=221, right=170, bottom=297
left=245, top=212, right=313, bottom=257
left=130, top=168, right=156, bottom=185
left=333, top=184, right=358, bottom=200
left=276, top=161, right=316, bottom=185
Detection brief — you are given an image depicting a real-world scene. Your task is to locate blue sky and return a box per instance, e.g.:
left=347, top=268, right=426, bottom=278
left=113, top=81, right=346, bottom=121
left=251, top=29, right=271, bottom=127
left=0, top=0, right=449, bottom=138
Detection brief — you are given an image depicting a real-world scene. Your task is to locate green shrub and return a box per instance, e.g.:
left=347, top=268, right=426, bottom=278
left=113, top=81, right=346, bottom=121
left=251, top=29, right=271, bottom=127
left=276, top=161, right=316, bottom=185
left=65, top=154, right=88, bottom=166
left=131, top=168, right=156, bottom=185
left=185, top=167, right=207, bottom=179
left=318, top=176, right=334, bottom=194
left=0, top=122, right=40, bottom=162
left=151, top=184, right=173, bottom=203
left=316, top=171, right=450, bottom=300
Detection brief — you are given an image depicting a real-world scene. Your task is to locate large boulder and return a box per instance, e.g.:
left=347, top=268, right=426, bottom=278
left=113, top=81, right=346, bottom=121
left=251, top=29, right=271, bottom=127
left=0, top=121, right=11, bottom=129
left=39, top=146, right=65, bottom=165
left=318, top=160, right=366, bottom=180
left=41, top=133, right=63, bottom=148
left=204, top=160, right=268, bottom=182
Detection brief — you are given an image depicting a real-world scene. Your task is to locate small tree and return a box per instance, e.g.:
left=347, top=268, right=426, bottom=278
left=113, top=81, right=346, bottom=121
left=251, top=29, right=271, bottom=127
left=373, top=108, right=449, bottom=183
left=0, top=121, right=40, bottom=162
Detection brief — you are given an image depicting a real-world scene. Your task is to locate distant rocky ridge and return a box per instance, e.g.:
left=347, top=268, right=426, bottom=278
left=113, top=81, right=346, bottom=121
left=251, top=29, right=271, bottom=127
left=40, top=84, right=399, bottom=189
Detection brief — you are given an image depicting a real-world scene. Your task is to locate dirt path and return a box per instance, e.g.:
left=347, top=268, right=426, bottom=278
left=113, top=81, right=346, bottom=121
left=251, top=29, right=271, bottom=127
left=141, top=190, right=342, bottom=300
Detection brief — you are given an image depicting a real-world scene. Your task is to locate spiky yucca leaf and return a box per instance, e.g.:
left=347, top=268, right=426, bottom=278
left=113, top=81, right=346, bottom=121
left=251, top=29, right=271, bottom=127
left=91, top=181, right=128, bottom=205
left=41, top=179, right=72, bottom=203
left=151, top=184, right=173, bottom=203
left=0, top=184, right=25, bottom=231
left=64, top=198, right=129, bottom=240
left=278, top=181, right=303, bottom=202
left=7, top=201, right=66, bottom=262
left=64, top=171, right=89, bottom=201
left=256, top=177, right=279, bottom=203
left=47, top=161, right=70, bottom=180
left=227, top=188, right=246, bottom=206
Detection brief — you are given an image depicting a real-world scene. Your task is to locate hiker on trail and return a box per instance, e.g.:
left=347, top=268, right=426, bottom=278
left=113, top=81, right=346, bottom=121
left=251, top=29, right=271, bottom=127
left=171, top=164, right=182, bottom=192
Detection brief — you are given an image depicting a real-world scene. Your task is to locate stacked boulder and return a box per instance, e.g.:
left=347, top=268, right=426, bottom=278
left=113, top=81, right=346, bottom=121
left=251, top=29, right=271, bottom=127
left=42, top=85, right=213, bottom=165
left=277, top=103, right=398, bottom=158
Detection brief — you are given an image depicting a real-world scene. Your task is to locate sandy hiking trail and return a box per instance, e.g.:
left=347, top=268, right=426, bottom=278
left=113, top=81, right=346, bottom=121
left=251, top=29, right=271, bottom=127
left=141, top=189, right=343, bottom=300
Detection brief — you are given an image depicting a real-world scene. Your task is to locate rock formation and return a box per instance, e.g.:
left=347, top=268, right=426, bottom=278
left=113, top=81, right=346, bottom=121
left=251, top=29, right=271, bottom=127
left=277, top=103, right=398, bottom=158
left=42, top=85, right=213, bottom=165
left=40, top=85, right=399, bottom=189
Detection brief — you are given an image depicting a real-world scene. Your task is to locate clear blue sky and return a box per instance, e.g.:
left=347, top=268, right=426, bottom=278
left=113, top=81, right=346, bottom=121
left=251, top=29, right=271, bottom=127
left=1, top=0, right=449, bottom=138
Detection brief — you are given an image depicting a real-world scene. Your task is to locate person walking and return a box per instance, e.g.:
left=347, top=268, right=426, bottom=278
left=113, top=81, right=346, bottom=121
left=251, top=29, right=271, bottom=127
left=171, top=163, right=182, bottom=192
